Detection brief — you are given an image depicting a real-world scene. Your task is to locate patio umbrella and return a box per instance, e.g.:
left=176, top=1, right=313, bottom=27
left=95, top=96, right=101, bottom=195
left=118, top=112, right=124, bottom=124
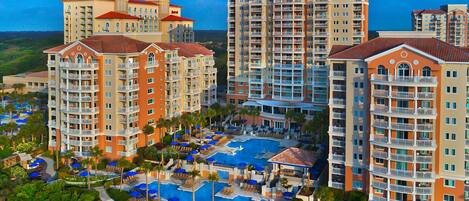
left=200, top=145, right=210, bottom=150
left=253, top=164, right=264, bottom=171
left=206, top=158, right=215, bottom=163
left=126, top=171, right=137, bottom=177
left=28, top=171, right=40, bottom=178
left=247, top=180, right=257, bottom=185
left=129, top=191, right=142, bottom=198
left=168, top=197, right=180, bottom=201
left=185, top=129, right=190, bottom=134
left=190, top=150, right=198, bottom=155
left=108, top=161, right=117, bottom=167
left=174, top=168, right=186, bottom=173
left=185, top=155, right=194, bottom=161
left=196, top=125, right=201, bottom=129
left=180, top=142, right=189, bottom=147
left=237, top=162, right=247, bottom=168
left=135, top=183, right=147, bottom=190
left=174, top=134, right=182, bottom=139
left=170, top=141, right=179, bottom=146
left=148, top=189, right=157, bottom=194
left=283, top=192, right=294, bottom=198
left=71, top=163, right=81, bottom=169
left=79, top=171, right=89, bottom=177
left=205, top=135, right=213, bottom=139
left=29, top=163, right=39, bottom=168
left=34, top=158, right=46, bottom=164
left=214, top=131, right=222, bottom=134
left=208, top=140, right=217, bottom=145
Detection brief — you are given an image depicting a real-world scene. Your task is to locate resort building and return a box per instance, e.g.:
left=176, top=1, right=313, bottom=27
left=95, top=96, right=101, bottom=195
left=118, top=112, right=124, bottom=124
left=327, top=31, right=469, bottom=200
left=2, top=71, right=49, bottom=93
left=412, top=4, right=469, bottom=47
left=226, top=0, right=369, bottom=129
left=44, top=35, right=216, bottom=159
left=62, top=0, right=194, bottom=43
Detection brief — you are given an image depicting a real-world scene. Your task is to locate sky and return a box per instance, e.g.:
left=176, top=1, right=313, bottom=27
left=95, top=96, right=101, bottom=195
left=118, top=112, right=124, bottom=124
left=0, top=0, right=466, bottom=31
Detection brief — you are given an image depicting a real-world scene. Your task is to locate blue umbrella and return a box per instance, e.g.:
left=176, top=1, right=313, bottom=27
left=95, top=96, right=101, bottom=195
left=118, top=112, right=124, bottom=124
left=214, top=131, right=222, bottom=134
left=174, top=168, right=186, bottom=173
left=129, top=191, right=141, bottom=198
left=205, top=135, right=213, bottom=139
left=135, top=183, right=147, bottom=189
left=148, top=189, right=157, bottom=194
left=190, top=150, right=198, bottom=155
left=237, top=162, right=247, bottom=168
left=34, top=158, right=46, bottom=164
left=195, top=125, right=201, bottom=129
left=283, top=192, right=294, bottom=197
left=108, top=161, right=117, bottom=167
left=253, top=164, right=264, bottom=171
left=28, top=171, right=40, bottom=178
left=180, top=143, right=189, bottom=147
left=247, top=179, right=257, bottom=185
left=79, top=171, right=89, bottom=177
left=185, top=129, right=190, bottom=134
left=29, top=163, right=39, bottom=168
left=71, top=163, right=81, bottom=169
left=206, top=158, right=215, bottom=163
left=186, top=155, right=194, bottom=161
left=12, top=115, right=19, bottom=119
left=126, top=171, right=137, bottom=177
left=174, top=134, right=182, bottom=139
left=208, top=140, right=217, bottom=145
left=200, top=145, right=210, bottom=150
left=168, top=197, right=180, bottom=201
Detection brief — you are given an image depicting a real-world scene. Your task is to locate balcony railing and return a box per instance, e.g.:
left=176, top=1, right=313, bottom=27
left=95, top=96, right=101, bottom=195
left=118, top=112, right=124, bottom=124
left=60, top=62, right=98, bottom=69
left=370, top=74, right=437, bottom=85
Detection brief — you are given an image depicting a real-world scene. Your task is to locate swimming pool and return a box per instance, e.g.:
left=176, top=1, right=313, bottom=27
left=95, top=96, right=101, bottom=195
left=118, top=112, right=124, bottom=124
left=207, top=138, right=282, bottom=168
left=147, top=181, right=254, bottom=201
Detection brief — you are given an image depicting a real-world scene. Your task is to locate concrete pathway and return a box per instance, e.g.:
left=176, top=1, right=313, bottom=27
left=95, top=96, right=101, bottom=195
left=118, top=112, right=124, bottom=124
left=95, top=187, right=113, bottom=201
left=38, top=155, right=56, bottom=180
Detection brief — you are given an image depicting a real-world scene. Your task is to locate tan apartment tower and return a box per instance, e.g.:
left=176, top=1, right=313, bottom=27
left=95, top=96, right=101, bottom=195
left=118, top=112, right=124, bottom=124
left=412, top=4, right=469, bottom=47
left=62, top=0, right=194, bottom=44
left=226, top=0, right=368, bottom=129
left=328, top=31, right=469, bottom=200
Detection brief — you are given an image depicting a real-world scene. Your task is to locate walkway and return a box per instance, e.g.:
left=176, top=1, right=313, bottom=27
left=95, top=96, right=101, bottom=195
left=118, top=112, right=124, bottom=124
left=95, top=187, right=113, bottom=201
left=38, top=155, right=56, bottom=180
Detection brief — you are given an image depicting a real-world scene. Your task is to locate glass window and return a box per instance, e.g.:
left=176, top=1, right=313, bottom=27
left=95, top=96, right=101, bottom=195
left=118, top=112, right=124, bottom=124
left=397, top=63, right=410, bottom=77
left=377, top=65, right=387, bottom=75
left=422, top=67, right=431, bottom=77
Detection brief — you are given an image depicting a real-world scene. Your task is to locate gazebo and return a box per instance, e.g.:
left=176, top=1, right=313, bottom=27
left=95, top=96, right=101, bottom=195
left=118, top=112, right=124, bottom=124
left=268, top=147, right=318, bottom=186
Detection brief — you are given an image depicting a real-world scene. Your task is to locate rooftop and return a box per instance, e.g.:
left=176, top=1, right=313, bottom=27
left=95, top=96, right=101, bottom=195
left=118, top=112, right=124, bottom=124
left=5, top=71, right=48, bottom=78
left=96, top=11, right=141, bottom=20
left=161, top=15, right=193, bottom=22
left=128, top=0, right=158, bottom=5
left=155, top=42, right=214, bottom=57
left=268, top=147, right=317, bottom=168
left=329, top=37, right=469, bottom=62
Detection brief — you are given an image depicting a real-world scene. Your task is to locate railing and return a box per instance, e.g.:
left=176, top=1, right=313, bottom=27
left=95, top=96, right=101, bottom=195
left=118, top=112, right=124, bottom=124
left=118, top=62, right=139, bottom=69
left=390, top=154, right=413, bottom=162
left=370, top=74, right=437, bottom=85
left=415, top=187, right=432, bottom=194
left=390, top=184, right=413, bottom=193
left=371, top=181, right=388, bottom=189
left=331, top=154, right=345, bottom=161
left=60, top=62, right=98, bottom=69
left=416, top=155, right=433, bottom=163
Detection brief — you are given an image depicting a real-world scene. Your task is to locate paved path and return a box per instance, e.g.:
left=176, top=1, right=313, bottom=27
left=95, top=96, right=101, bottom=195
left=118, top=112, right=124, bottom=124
left=95, top=187, right=113, bottom=201
left=38, top=155, right=56, bottom=180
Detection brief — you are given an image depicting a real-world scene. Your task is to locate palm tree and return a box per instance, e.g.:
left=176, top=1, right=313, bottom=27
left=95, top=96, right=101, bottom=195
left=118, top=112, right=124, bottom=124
left=141, top=162, right=154, bottom=201
left=181, top=113, right=195, bottom=135
left=206, top=108, right=216, bottom=129
left=82, top=158, right=94, bottom=190
left=154, top=164, right=164, bottom=201
left=117, top=157, right=132, bottom=189
left=170, top=116, right=180, bottom=133
left=5, top=104, right=15, bottom=120
left=142, top=124, right=155, bottom=146
left=63, top=149, right=75, bottom=166
left=12, top=83, right=26, bottom=94
left=156, top=118, right=168, bottom=142
left=90, top=146, right=103, bottom=175
left=208, top=172, right=219, bottom=201
left=189, top=169, right=200, bottom=201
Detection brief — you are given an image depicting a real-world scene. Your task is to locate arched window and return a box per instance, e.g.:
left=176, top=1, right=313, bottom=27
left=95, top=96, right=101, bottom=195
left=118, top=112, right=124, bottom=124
left=377, top=65, right=387, bottom=75
left=422, top=67, right=431, bottom=77
left=148, top=53, right=155, bottom=65
left=105, top=22, right=110, bottom=32
left=76, top=54, right=84, bottom=64
left=116, top=23, right=120, bottom=32
left=397, top=63, right=410, bottom=77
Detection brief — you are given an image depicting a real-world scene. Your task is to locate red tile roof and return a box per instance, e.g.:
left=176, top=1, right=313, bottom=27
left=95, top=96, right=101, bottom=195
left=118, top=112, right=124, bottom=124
left=268, top=147, right=317, bottom=167
left=170, top=4, right=182, bottom=8
left=155, top=43, right=213, bottom=57
left=45, top=35, right=151, bottom=54
left=161, top=15, right=193, bottom=22
left=96, top=11, right=141, bottom=20
left=128, top=0, right=158, bottom=5
left=26, top=71, right=49, bottom=78
left=329, top=37, right=469, bottom=62
left=412, top=9, right=446, bottom=15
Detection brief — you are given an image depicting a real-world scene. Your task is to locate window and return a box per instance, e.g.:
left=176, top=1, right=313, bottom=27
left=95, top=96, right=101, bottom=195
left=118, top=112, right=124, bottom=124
left=147, top=78, right=154, bottom=84
left=147, top=109, right=154, bottom=115
left=105, top=114, right=112, bottom=120
left=148, top=98, right=154, bottom=105
left=105, top=146, right=112, bottom=153
left=105, top=92, right=112, bottom=98
left=105, top=125, right=112, bottom=130
left=147, top=67, right=155, bottom=74
left=377, top=65, right=387, bottom=75
left=105, top=136, right=112, bottom=141
left=444, top=179, right=455, bottom=188
left=397, top=63, right=410, bottom=77
left=105, top=103, right=112, bottom=109
left=422, top=67, right=431, bottom=77
left=148, top=88, right=154, bottom=94
left=444, top=195, right=454, bottom=201
left=76, top=54, right=84, bottom=64
left=148, top=53, right=155, bottom=65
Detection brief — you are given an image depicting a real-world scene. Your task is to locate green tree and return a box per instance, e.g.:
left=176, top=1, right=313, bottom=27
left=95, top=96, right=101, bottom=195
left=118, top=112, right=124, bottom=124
left=10, top=166, right=27, bottom=181
left=347, top=190, right=367, bottom=201
left=90, top=146, right=103, bottom=175
left=206, top=108, right=216, bottom=129
left=189, top=169, right=200, bottom=201
left=142, top=124, right=155, bottom=146
left=140, top=162, right=154, bottom=201
left=117, top=157, right=132, bottom=189
left=314, top=186, right=343, bottom=201
left=63, top=149, right=75, bottom=166
left=156, top=118, right=169, bottom=143
left=208, top=172, right=219, bottom=201
left=81, top=158, right=94, bottom=190
left=5, top=104, right=15, bottom=120
left=12, top=83, right=26, bottom=94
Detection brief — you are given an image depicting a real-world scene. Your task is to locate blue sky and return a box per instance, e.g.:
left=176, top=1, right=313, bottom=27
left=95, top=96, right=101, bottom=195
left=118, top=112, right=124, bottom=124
left=0, top=0, right=466, bottom=31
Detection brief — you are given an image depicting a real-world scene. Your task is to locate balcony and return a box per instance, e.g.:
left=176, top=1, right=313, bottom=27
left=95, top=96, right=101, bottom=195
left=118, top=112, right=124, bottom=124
left=119, top=73, right=138, bottom=79
left=370, top=74, right=437, bottom=86
left=329, top=126, right=345, bottom=136
left=329, top=98, right=345, bottom=107
left=390, top=153, right=413, bottom=162
left=331, top=167, right=344, bottom=175
left=118, top=62, right=139, bottom=69
left=118, top=106, right=139, bottom=114
left=59, top=62, right=98, bottom=70
left=61, top=85, right=98, bottom=92
left=371, top=181, right=388, bottom=189
left=119, top=95, right=138, bottom=101
left=62, top=107, right=99, bottom=114
left=330, top=154, right=345, bottom=162
left=390, top=184, right=413, bottom=193
left=118, top=85, right=139, bottom=92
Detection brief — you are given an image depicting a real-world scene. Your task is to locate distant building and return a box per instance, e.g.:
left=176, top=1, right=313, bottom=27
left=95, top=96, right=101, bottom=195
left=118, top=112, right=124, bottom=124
left=2, top=71, right=49, bottom=93
left=62, top=0, right=194, bottom=44
left=44, top=35, right=216, bottom=159
left=412, top=4, right=469, bottom=47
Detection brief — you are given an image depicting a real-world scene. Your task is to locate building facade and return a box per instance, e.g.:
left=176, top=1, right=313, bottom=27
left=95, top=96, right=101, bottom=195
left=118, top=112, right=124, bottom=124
left=44, top=35, right=216, bottom=159
left=412, top=4, right=469, bottom=47
left=62, top=0, right=194, bottom=43
left=328, top=32, right=469, bottom=200
left=2, top=71, right=49, bottom=93
left=226, top=0, right=368, bottom=129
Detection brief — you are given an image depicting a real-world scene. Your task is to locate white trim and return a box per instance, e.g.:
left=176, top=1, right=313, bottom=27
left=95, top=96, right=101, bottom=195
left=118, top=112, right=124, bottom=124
left=327, top=58, right=363, bottom=61
left=58, top=41, right=101, bottom=56
left=364, top=44, right=445, bottom=64
left=141, top=43, right=165, bottom=53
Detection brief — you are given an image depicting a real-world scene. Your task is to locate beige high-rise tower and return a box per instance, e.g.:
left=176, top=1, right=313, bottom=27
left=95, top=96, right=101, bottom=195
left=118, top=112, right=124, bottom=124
left=412, top=4, right=469, bottom=47
left=226, top=0, right=368, bottom=129
left=62, top=0, right=194, bottom=44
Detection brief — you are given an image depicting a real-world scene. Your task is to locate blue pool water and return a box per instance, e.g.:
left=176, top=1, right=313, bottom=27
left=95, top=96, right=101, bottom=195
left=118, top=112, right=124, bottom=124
left=208, top=138, right=282, bottom=168
left=147, top=181, right=254, bottom=201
